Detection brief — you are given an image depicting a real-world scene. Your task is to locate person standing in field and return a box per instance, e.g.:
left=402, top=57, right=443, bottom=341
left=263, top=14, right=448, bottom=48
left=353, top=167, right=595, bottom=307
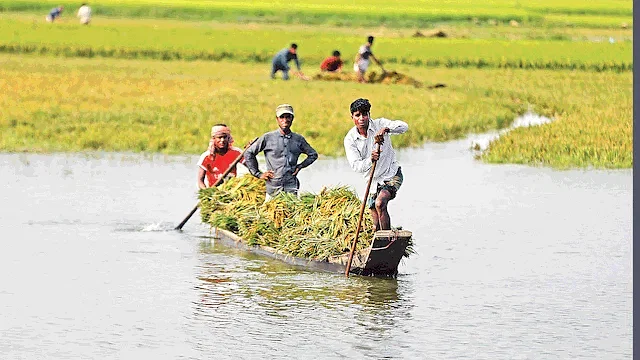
left=344, top=98, right=408, bottom=231
left=46, top=6, right=64, bottom=22
left=270, top=43, right=309, bottom=80
left=244, top=104, right=318, bottom=199
left=354, top=36, right=386, bottom=83
left=320, top=50, right=344, bottom=72
left=77, top=3, right=92, bottom=25
left=197, top=124, right=246, bottom=189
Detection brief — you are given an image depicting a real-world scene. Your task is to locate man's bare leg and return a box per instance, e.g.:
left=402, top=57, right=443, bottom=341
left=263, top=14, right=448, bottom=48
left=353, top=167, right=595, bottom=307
left=369, top=208, right=380, bottom=231
left=374, top=190, right=393, bottom=230
left=357, top=70, right=366, bottom=83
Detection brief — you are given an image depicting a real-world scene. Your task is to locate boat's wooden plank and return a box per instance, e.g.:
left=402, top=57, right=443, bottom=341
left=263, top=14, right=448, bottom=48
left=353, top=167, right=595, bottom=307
left=361, top=234, right=410, bottom=276
left=212, top=228, right=346, bottom=273
left=208, top=227, right=410, bottom=277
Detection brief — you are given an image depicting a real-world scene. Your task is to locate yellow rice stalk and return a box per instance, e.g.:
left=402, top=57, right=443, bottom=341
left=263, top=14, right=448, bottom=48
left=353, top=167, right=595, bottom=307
left=198, top=174, right=377, bottom=260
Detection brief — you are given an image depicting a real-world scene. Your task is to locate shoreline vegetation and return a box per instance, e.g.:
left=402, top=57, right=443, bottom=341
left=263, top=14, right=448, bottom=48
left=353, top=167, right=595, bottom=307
left=0, top=1, right=632, bottom=169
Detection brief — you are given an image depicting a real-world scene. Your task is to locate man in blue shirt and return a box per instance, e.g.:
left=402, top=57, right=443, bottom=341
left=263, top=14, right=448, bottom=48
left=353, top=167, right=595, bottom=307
left=46, top=6, right=64, bottom=22
left=270, top=43, right=308, bottom=80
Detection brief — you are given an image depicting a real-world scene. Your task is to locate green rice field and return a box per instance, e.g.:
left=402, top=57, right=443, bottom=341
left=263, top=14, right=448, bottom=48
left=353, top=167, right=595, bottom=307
left=0, top=1, right=632, bottom=169
left=0, top=0, right=631, bottom=28
left=0, top=54, right=631, bottom=168
left=0, top=15, right=632, bottom=72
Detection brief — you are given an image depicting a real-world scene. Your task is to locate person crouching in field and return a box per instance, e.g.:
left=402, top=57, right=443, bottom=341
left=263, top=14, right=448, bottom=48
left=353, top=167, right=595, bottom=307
left=197, top=124, right=246, bottom=189
left=77, top=3, right=92, bottom=25
left=344, top=98, right=408, bottom=231
left=320, top=50, right=344, bottom=72
left=46, top=6, right=63, bottom=22
left=271, top=43, right=309, bottom=80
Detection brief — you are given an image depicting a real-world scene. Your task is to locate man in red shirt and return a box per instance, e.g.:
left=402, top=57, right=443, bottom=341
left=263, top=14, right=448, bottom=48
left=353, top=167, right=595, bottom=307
left=197, top=124, right=245, bottom=189
left=320, top=50, right=344, bottom=72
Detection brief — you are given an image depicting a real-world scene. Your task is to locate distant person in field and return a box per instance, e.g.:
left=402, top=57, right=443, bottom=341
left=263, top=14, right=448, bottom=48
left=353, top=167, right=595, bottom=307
left=77, top=3, right=92, bottom=25
left=344, top=98, right=407, bottom=231
left=320, top=50, right=344, bottom=72
left=197, top=124, right=246, bottom=189
left=46, top=6, right=64, bottom=22
left=354, top=35, right=386, bottom=83
left=271, top=43, right=309, bottom=81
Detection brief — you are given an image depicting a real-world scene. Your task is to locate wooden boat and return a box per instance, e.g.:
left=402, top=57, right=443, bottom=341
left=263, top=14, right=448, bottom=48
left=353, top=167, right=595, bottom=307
left=209, top=227, right=412, bottom=277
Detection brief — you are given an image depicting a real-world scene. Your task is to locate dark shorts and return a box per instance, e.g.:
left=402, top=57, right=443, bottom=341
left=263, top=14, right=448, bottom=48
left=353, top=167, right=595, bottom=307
left=271, top=61, right=290, bottom=79
left=366, top=167, right=403, bottom=209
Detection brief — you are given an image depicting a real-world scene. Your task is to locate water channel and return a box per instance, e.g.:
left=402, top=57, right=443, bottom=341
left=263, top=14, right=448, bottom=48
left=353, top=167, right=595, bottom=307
left=0, top=131, right=631, bottom=359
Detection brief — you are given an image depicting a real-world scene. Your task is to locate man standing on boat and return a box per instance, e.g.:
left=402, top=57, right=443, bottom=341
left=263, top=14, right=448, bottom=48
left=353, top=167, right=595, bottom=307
left=197, top=124, right=245, bottom=189
left=344, top=98, right=408, bottom=231
left=244, top=104, right=318, bottom=199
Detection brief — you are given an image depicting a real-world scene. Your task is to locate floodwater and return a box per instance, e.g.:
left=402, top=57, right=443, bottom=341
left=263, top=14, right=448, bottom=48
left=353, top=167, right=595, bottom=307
left=0, top=133, right=631, bottom=359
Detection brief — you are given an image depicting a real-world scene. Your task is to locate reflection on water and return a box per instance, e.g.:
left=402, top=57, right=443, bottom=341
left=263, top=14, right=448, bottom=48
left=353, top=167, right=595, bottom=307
left=196, top=241, right=403, bottom=308
left=0, top=137, right=631, bottom=359
left=192, top=241, right=412, bottom=358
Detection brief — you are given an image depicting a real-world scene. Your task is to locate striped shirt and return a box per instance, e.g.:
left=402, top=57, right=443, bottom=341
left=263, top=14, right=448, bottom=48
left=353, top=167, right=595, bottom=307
left=344, top=118, right=408, bottom=192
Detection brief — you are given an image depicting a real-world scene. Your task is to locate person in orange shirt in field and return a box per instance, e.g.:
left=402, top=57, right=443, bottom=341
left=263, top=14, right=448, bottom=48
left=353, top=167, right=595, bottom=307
left=320, top=50, right=344, bottom=72
left=197, top=124, right=246, bottom=189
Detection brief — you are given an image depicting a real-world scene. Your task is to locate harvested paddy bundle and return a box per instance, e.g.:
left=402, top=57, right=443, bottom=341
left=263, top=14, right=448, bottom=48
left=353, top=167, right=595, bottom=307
left=198, top=174, right=380, bottom=261
left=312, top=70, right=424, bottom=88
left=367, top=70, right=423, bottom=87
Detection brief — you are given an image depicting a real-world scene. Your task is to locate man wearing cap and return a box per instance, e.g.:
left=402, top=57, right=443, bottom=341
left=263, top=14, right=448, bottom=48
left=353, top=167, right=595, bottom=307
left=244, top=104, right=318, bottom=198
left=197, top=124, right=245, bottom=189
left=344, top=98, right=408, bottom=231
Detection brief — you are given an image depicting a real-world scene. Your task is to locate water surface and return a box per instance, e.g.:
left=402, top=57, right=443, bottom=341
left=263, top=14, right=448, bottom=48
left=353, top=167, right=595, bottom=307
left=0, top=137, right=631, bottom=359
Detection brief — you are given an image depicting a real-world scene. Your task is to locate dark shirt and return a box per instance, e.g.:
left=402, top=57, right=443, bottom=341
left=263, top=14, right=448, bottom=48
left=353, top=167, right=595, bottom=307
left=49, top=7, right=62, bottom=19
left=244, top=130, right=318, bottom=195
left=272, top=48, right=301, bottom=71
left=320, top=56, right=343, bottom=71
left=358, top=44, right=372, bottom=60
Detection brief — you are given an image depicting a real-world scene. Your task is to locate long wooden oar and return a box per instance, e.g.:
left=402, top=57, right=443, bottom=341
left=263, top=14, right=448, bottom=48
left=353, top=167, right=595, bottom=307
left=175, top=138, right=257, bottom=231
left=345, top=142, right=382, bottom=277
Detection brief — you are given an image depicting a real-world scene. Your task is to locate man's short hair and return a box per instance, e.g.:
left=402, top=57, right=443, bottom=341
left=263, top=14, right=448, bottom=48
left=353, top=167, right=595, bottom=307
left=291, top=43, right=298, bottom=49
left=332, top=50, right=341, bottom=57
left=350, top=98, right=371, bottom=114
left=367, top=35, right=374, bottom=43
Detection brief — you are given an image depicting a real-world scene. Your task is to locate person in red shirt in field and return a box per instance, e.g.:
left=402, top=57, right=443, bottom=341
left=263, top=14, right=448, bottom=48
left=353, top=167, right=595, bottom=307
left=320, top=50, right=344, bottom=72
left=197, top=124, right=246, bottom=189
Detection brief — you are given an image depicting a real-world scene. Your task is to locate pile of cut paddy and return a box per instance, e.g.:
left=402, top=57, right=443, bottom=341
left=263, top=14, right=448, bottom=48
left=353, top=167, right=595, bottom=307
left=198, top=174, right=413, bottom=261
left=312, top=70, right=424, bottom=88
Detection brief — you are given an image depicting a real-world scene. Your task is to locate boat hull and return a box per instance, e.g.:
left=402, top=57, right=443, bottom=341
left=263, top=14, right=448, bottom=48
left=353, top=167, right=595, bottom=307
left=208, top=228, right=412, bottom=277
